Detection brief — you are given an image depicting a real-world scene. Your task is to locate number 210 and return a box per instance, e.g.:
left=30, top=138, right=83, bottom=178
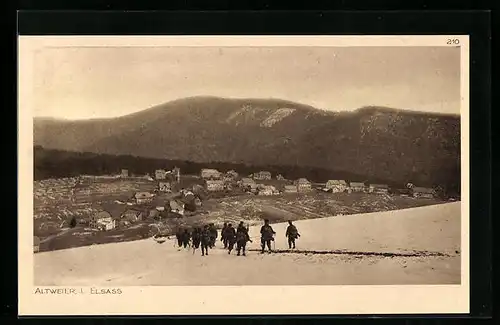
left=447, top=39, right=460, bottom=45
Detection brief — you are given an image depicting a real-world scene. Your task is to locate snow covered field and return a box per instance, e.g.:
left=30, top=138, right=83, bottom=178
left=34, top=202, right=461, bottom=286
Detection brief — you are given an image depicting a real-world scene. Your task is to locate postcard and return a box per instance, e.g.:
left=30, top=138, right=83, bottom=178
left=18, top=35, right=469, bottom=315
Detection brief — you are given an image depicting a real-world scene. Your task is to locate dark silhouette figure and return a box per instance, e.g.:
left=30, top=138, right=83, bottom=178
left=175, top=228, right=183, bottom=248
left=236, top=222, right=252, bottom=256
left=260, top=219, right=276, bottom=253
left=285, top=220, right=300, bottom=249
left=221, top=222, right=229, bottom=248
left=224, top=223, right=236, bottom=254
left=182, top=229, right=191, bottom=248
left=201, top=225, right=211, bottom=256
left=208, top=223, right=218, bottom=248
left=69, top=216, right=77, bottom=228
left=191, top=227, right=201, bottom=254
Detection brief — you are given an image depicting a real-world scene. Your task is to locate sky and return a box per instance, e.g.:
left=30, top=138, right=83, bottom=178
left=32, top=46, right=461, bottom=119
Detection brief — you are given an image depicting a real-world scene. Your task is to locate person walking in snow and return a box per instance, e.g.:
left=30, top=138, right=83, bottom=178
left=175, top=227, right=183, bottom=248
left=224, top=223, right=237, bottom=254
left=191, top=227, right=201, bottom=254
left=236, top=221, right=252, bottom=256
left=285, top=220, right=300, bottom=249
left=221, top=222, right=229, bottom=249
left=200, top=224, right=211, bottom=256
left=181, top=228, right=191, bottom=249
left=260, top=219, right=276, bottom=253
left=208, top=223, right=218, bottom=248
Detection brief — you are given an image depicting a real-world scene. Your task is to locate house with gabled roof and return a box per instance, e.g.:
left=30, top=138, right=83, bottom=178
left=295, top=178, right=312, bottom=193
left=155, top=169, right=167, bottom=180
left=349, top=182, right=366, bottom=193
left=284, top=184, right=298, bottom=193
left=412, top=187, right=435, bottom=199
left=225, top=170, right=239, bottom=180
left=253, top=171, right=272, bottom=180
left=326, top=180, right=348, bottom=193
left=90, top=211, right=116, bottom=231
left=135, top=191, right=154, bottom=204
left=201, top=168, right=222, bottom=180
left=206, top=180, right=225, bottom=192
left=169, top=200, right=185, bottom=215
left=121, top=209, right=143, bottom=223
left=239, top=177, right=257, bottom=190
left=258, top=185, right=277, bottom=196
left=369, top=184, right=390, bottom=194
left=158, top=181, right=172, bottom=193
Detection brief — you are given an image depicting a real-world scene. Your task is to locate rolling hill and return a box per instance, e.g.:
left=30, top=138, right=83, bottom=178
left=33, top=96, right=461, bottom=190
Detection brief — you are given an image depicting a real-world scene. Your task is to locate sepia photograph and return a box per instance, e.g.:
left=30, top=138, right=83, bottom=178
left=18, top=35, right=469, bottom=315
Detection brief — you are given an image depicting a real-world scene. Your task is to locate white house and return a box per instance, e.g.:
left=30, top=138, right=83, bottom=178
left=201, top=168, right=222, bottom=180
left=284, top=185, right=298, bottom=193
left=92, top=211, right=116, bottom=231
left=158, top=181, right=172, bottom=193
left=349, top=182, right=366, bottom=193
left=121, top=209, right=143, bottom=223
left=295, top=178, right=312, bottom=193
left=253, top=171, right=272, bottom=180
left=206, top=180, right=225, bottom=191
left=102, top=220, right=116, bottom=231
left=412, top=187, right=435, bottom=199
left=240, top=177, right=257, bottom=189
left=170, top=200, right=185, bottom=215
left=226, top=170, right=239, bottom=179
left=369, top=184, right=389, bottom=194
left=325, top=180, right=348, bottom=193
left=135, top=192, right=154, bottom=204
left=155, top=169, right=167, bottom=180
left=258, top=185, right=277, bottom=196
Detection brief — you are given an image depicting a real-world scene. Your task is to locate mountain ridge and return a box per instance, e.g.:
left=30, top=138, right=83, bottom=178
left=34, top=96, right=459, bottom=122
left=33, top=96, right=461, bottom=191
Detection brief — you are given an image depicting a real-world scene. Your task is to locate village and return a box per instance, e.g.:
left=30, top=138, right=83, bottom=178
left=33, top=166, right=448, bottom=253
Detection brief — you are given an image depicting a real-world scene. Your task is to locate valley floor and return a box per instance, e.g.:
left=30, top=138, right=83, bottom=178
left=34, top=202, right=461, bottom=286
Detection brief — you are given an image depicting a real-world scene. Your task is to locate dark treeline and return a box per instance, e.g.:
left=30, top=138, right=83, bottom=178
left=34, top=146, right=398, bottom=186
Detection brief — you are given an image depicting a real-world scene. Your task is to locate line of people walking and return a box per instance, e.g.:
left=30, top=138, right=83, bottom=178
left=221, top=221, right=253, bottom=256
left=176, top=223, right=218, bottom=256
left=175, top=219, right=300, bottom=256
